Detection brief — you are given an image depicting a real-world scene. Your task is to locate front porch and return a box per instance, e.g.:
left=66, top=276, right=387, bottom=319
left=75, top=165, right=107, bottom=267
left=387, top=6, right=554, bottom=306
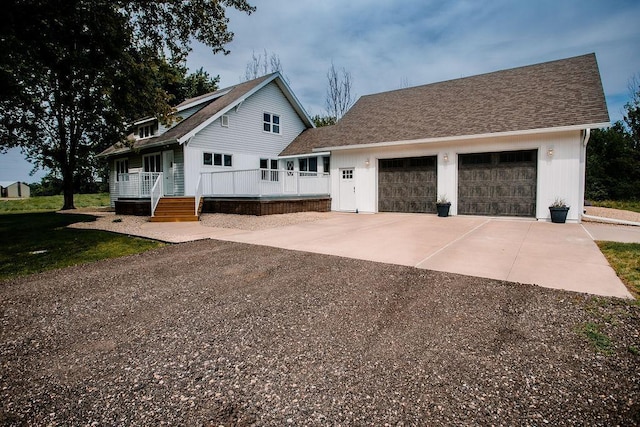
left=112, top=169, right=331, bottom=218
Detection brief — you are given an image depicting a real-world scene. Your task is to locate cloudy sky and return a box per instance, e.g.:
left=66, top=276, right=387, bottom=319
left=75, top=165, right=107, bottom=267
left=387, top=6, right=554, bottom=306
left=2, top=0, right=639, bottom=183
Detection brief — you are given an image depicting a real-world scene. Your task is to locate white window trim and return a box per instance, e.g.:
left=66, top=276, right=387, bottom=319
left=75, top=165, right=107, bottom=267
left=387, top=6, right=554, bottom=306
left=115, top=158, right=129, bottom=181
left=203, top=151, right=233, bottom=168
left=142, top=152, right=162, bottom=173
left=263, top=112, right=281, bottom=135
left=221, top=114, right=229, bottom=127
left=137, top=123, right=156, bottom=140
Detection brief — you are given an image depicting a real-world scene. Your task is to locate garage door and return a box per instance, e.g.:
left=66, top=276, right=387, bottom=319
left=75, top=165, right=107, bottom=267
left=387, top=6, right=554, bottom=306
left=378, top=156, right=437, bottom=213
left=458, top=150, right=537, bottom=217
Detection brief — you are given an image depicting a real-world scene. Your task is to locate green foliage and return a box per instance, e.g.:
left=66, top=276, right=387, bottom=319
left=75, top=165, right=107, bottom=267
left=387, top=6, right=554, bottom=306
left=0, top=193, right=111, bottom=213
left=597, top=241, right=640, bottom=297
left=0, top=0, right=253, bottom=210
left=591, top=200, right=640, bottom=213
left=586, top=77, right=640, bottom=201
left=312, top=115, right=337, bottom=127
left=0, top=211, right=162, bottom=280
left=179, top=68, right=221, bottom=103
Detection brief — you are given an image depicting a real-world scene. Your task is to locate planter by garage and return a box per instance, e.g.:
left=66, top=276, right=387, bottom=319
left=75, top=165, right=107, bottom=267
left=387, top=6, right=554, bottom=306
left=436, top=203, right=451, bottom=217
left=549, top=206, right=570, bottom=223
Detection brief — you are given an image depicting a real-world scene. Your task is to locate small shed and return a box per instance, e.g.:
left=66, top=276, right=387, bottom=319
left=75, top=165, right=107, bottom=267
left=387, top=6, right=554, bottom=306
left=0, top=181, right=31, bottom=198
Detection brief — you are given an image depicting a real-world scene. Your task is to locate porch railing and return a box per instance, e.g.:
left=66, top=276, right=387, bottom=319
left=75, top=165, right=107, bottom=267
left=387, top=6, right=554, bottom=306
left=116, top=172, right=162, bottom=198
left=200, top=169, right=330, bottom=197
left=150, top=173, right=163, bottom=217
left=194, top=173, right=203, bottom=216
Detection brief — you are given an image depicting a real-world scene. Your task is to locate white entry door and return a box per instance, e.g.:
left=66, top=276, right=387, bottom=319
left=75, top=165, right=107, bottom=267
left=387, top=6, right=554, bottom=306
left=339, top=168, right=356, bottom=211
left=285, top=160, right=296, bottom=193
left=162, top=150, right=174, bottom=196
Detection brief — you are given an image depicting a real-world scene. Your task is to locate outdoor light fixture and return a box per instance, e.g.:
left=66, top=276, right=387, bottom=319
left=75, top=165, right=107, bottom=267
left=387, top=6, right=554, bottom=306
left=547, top=147, right=554, bottom=157
left=365, top=158, right=370, bottom=167
left=443, top=153, right=449, bottom=162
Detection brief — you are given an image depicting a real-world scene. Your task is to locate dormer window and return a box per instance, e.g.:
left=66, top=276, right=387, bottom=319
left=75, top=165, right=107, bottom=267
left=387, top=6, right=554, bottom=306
left=137, top=123, right=156, bottom=139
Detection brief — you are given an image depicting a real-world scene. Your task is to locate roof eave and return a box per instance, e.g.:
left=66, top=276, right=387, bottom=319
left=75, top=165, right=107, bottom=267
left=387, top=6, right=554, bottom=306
left=312, top=123, right=610, bottom=152
left=97, top=138, right=179, bottom=158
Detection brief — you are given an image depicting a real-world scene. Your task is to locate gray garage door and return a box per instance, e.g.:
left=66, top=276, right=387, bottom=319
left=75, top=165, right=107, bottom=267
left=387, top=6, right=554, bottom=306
left=378, top=156, right=437, bottom=213
left=458, top=150, right=537, bottom=217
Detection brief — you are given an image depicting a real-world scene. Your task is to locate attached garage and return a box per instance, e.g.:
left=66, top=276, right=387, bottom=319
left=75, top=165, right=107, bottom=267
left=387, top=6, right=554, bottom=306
left=458, top=149, right=537, bottom=217
left=378, top=156, right=437, bottom=213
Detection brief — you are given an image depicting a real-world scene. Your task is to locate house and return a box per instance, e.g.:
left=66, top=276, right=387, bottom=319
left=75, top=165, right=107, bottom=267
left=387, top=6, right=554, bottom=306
left=0, top=181, right=30, bottom=198
left=98, top=73, right=331, bottom=220
left=281, top=53, right=609, bottom=222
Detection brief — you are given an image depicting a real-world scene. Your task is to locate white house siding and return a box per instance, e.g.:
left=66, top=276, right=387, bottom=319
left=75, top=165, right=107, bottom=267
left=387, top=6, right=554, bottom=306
left=183, top=81, right=307, bottom=195
left=330, top=130, right=586, bottom=222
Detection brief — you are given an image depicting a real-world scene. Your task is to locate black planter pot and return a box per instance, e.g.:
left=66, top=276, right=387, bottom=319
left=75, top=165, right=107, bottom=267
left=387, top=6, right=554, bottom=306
left=436, top=203, right=451, bottom=217
left=549, top=206, right=570, bottom=223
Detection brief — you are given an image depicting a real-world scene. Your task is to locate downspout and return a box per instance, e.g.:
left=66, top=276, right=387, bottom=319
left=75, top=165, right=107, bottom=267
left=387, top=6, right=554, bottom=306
left=578, top=128, right=591, bottom=222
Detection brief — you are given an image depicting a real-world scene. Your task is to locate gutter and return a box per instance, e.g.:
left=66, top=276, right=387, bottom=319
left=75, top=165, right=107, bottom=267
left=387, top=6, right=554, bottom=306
left=312, top=122, right=609, bottom=153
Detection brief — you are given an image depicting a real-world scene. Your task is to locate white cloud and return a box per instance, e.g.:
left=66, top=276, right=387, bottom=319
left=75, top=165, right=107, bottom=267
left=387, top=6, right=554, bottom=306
left=184, top=1, right=640, bottom=121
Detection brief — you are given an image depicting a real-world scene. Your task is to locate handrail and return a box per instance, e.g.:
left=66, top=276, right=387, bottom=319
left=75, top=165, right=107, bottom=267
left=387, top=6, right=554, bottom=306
left=195, top=173, right=203, bottom=216
left=150, top=172, right=163, bottom=217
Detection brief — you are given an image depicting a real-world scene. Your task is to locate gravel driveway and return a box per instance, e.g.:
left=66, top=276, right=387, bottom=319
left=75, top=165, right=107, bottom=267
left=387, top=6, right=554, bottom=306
left=1, top=240, right=639, bottom=426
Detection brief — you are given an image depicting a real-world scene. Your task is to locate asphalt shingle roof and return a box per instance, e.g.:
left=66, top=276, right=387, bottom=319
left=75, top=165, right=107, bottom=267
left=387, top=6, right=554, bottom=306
left=280, top=53, right=609, bottom=156
left=99, top=74, right=275, bottom=157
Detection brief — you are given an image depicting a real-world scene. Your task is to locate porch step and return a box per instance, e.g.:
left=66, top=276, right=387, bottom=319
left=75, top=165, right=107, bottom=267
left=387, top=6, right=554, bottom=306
left=150, top=197, right=201, bottom=222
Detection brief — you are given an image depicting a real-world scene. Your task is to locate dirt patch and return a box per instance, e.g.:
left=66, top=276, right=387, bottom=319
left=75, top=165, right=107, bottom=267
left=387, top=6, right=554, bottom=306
left=1, top=240, right=639, bottom=425
left=584, top=206, right=640, bottom=223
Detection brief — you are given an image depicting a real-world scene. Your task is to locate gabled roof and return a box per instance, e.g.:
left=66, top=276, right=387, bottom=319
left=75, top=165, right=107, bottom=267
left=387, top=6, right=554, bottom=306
left=280, top=53, right=610, bottom=156
left=99, top=72, right=314, bottom=157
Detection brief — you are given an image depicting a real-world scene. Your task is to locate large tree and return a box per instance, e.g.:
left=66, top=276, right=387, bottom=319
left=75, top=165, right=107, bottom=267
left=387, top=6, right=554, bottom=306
left=586, top=76, right=640, bottom=201
left=0, top=0, right=254, bottom=209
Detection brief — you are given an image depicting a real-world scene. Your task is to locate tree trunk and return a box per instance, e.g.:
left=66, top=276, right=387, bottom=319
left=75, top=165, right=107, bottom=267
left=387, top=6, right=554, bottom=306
left=61, top=169, right=75, bottom=210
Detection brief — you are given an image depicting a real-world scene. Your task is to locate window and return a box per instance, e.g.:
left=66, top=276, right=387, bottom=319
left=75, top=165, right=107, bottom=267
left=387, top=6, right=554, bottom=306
left=203, top=152, right=232, bottom=167
left=203, top=152, right=213, bottom=165
left=260, top=158, right=279, bottom=181
left=143, top=153, right=162, bottom=172
left=322, top=156, right=330, bottom=174
left=221, top=115, right=229, bottom=127
left=342, top=169, right=353, bottom=180
left=263, top=113, right=280, bottom=134
left=115, top=159, right=129, bottom=181
left=138, top=124, right=155, bottom=139
left=299, top=157, right=318, bottom=176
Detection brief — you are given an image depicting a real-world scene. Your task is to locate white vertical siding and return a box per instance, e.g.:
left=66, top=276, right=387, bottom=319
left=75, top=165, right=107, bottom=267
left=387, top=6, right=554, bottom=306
left=330, top=130, right=585, bottom=221
left=183, top=81, right=308, bottom=195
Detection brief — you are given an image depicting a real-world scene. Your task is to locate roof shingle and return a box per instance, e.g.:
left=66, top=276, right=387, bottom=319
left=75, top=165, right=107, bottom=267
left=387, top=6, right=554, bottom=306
left=280, top=53, right=609, bottom=156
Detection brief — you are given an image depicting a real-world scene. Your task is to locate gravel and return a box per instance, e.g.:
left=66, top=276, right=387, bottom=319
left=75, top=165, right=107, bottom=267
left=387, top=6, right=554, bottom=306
left=1, top=240, right=639, bottom=425
left=584, top=206, right=640, bottom=224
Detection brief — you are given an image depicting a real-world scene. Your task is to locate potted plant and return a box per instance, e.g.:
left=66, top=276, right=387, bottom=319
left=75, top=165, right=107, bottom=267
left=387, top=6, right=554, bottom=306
left=436, top=194, right=451, bottom=217
left=549, top=197, right=570, bottom=223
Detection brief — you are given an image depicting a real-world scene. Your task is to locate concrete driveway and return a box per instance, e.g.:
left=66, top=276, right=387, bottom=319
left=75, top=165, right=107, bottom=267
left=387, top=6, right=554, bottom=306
left=214, top=213, right=632, bottom=299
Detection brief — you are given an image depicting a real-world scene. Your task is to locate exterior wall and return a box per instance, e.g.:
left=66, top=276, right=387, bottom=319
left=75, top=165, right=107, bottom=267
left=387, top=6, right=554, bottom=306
left=330, top=130, right=586, bottom=222
left=2, top=182, right=30, bottom=198
left=183, top=81, right=308, bottom=195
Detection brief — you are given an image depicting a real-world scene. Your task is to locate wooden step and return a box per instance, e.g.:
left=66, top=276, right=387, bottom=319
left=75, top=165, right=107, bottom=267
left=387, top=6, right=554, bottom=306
left=150, top=197, right=201, bottom=222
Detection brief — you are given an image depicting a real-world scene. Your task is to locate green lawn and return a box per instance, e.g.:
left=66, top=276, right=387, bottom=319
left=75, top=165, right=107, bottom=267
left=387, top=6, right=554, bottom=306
left=591, top=200, right=640, bottom=214
left=597, top=241, right=640, bottom=298
left=0, top=193, right=111, bottom=213
left=0, top=211, right=163, bottom=280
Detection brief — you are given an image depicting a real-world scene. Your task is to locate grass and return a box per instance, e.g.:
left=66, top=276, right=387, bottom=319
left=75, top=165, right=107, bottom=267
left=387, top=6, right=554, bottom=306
left=597, top=241, right=640, bottom=297
left=0, top=211, right=163, bottom=280
left=580, top=322, right=613, bottom=354
left=0, top=193, right=111, bottom=213
left=591, top=200, right=640, bottom=214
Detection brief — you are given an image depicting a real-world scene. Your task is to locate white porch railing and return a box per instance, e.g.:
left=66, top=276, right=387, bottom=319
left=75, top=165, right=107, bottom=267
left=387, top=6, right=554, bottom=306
left=150, top=173, right=163, bottom=217
left=116, top=172, right=162, bottom=198
left=194, top=173, right=203, bottom=216
left=200, top=169, right=330, bottom=197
